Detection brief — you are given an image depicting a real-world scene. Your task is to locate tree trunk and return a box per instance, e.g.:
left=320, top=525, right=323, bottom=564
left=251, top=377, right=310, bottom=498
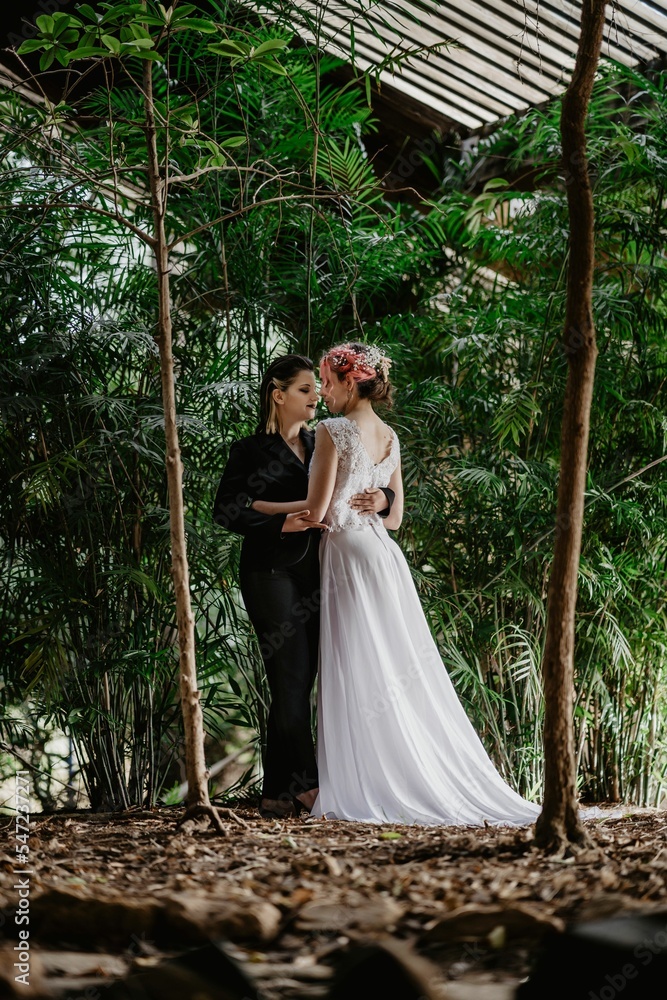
left=535, top=0, right=607, bottom=851
left=143, top=58, right=211, bottom=814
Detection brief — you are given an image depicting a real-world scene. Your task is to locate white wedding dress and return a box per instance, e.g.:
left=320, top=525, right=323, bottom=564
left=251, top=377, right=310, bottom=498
left=311, top=416, right=542, bottom=827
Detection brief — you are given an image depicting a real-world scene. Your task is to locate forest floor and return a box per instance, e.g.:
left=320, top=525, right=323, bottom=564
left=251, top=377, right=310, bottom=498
left=1, top=804, right=666, bottom=1000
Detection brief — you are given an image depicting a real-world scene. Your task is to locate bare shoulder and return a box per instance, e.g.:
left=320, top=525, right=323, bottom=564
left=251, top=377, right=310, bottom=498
left=375, top=416, right=398, bottom=443
left=378, top=418, right=401, bottom=458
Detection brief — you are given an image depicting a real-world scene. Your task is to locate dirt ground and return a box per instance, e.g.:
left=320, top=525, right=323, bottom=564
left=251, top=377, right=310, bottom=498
left=1, top=804, right=666, bottom=999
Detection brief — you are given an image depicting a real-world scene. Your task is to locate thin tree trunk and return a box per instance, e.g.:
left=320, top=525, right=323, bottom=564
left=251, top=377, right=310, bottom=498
left=535, top=0, right=607, bottom=851
left=143, top=58, right=211, bottom=815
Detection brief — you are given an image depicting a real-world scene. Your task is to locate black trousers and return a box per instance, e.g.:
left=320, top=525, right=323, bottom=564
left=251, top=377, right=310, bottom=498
left=240, top=542, right=320, bottom=801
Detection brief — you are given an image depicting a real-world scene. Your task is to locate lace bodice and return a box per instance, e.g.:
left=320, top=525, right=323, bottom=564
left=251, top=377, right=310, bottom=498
left=315, top=416, right=400, bottom=531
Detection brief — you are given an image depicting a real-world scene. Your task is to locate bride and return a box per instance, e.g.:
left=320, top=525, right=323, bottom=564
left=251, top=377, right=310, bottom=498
left=252, top=342, right=540, bottom=826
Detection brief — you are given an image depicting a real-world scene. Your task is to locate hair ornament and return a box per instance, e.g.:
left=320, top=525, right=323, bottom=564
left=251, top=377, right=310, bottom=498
left=324, top=344, right=392, bottom=383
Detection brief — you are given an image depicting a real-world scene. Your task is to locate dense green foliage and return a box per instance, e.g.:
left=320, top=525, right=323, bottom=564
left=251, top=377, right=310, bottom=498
left=407, top=63, right=667, bottom=804
left=1, top=0, right=665, bottom=812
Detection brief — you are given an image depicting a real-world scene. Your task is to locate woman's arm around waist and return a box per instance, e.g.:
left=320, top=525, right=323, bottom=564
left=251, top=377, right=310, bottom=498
left=248, top=424, right=338, bottom=528
left=212, top=439, right=287, bottom=538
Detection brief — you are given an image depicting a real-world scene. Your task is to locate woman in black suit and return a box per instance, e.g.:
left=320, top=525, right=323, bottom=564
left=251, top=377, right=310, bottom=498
left=213, top=354, right=393, bottom=818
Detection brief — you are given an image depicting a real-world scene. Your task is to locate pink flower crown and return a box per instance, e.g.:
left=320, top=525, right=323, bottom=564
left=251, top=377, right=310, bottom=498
left=321, top=344, right=392, bottom=383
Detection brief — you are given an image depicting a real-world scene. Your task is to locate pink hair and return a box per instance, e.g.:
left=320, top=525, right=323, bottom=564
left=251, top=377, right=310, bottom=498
left=320, top=345, right=378, bottom=383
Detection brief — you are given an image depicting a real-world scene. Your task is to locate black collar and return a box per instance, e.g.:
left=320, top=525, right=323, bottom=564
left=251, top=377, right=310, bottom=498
left=261, top=427, right=314, bottom=469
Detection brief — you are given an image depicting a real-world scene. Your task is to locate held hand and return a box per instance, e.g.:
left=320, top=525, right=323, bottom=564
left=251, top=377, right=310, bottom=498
left=282, top=510, right=329, bottom=532
left=348, top=487, right=387, bottom=515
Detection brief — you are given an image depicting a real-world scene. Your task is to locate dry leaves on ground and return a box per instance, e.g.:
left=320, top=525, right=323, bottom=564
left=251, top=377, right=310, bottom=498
left=0, top=805, right=665, bottom=999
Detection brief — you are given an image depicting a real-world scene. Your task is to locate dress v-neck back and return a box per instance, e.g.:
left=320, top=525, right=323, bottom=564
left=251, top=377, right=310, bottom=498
left=316, top=416, right=399, bottom=532
left=343, top=416, right=395, bottom=468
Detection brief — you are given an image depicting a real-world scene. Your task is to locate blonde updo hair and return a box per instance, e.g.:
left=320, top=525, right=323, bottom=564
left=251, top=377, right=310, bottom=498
left=320, top=342, right=394, bottom=408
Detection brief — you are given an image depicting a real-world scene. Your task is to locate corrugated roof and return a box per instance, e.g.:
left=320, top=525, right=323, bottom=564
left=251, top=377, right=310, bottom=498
left=283, top=1, right=667, bottom=129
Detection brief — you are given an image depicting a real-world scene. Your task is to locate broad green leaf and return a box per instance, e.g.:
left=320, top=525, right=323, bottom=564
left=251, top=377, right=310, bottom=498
left=54, top=12, right=83, bottom=28
left=220, top=135, right=247, bottom=148
left=76, top=4, right=99, bottom=22
left=35, top=14, right=54, bottom=34
left=100, top=1, right=145, bottom=19
left=39, top=48, right=56, bottom=69
left=207, top=40, right=250, bottom=57
left=615, top=137, right=641, bottom=163
left=126, top=24, right=152, bottom=41
left=132, top=16, right=166, bottom=27
left=253, top=57, right=287, bottom=76
left=133, top=49, right=164, bottom=61
left=121, top=37, right=155, bottom=49
left=173, top=17, right=217, bottom=33
left=52, top=15, right=77, bottom=37
left=169, top=3, right=198, bottom=18
left=483, top=177, right=510, bottom=191
left=66, top=46, right=108, bottom=61
left=17, top=39, right=46, bottom=54
left=101, top=34, right=121, bottom=54
left=251, top=38, right=290, bottom=57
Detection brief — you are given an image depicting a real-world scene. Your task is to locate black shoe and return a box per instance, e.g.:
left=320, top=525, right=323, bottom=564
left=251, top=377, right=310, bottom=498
left=258, top=798, right=296, bottom=819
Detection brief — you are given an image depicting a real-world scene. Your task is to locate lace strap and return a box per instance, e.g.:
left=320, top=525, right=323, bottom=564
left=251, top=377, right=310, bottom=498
left=317, top=417, right=354, bottom=456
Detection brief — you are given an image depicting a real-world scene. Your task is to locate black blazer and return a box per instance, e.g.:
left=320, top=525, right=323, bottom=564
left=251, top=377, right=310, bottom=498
left=213, top=428, right=315, bottom=571
left=212, top=427, right=394, bottom=572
